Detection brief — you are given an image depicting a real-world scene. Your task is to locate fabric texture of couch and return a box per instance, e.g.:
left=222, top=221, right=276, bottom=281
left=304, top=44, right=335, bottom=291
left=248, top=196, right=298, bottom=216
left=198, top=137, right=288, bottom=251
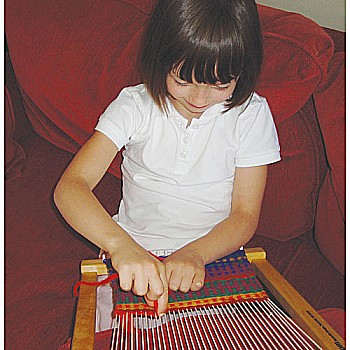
left=5, top=1, right=345, bottom=349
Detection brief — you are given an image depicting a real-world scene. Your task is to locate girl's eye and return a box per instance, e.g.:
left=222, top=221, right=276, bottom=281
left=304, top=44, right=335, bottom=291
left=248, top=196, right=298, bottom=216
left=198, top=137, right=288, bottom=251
left=214, top=85, right=230, bottom=91
left=174, top=79, right=189, bottom=87
left=172, top=75, right=232, bottom=90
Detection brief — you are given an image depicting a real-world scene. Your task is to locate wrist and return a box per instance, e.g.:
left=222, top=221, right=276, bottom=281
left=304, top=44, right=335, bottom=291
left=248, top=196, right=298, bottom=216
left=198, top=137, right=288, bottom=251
left=101, top=226, right=135, bottom=256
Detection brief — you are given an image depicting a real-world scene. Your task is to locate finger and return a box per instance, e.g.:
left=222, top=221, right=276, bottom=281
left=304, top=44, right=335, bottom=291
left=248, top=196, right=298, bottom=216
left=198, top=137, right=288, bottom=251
left=146, top=276, right=165, bottom=301
left=132, top=272, right=148, bottom=296
left=147, top=261, right=168, bottom=299
left=155, top=287, right=168, bottom=316
left=118, top=271, right=133, bottom=292
left=167, top=270, right=182, bottom=291
left=144, top=294, right=155, bottom=308
left=146, top=271, right=168, bottom=316
left=178, top=274, right=193, bottom=293
left=191, top=273, right=205, bottom=291
left=165, top=264, right=173, bottom=283
left=190, top=266, right=205, bottom=291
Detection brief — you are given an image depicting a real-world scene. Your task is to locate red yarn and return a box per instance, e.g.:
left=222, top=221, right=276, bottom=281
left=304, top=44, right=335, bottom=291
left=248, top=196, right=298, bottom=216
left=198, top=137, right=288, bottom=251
left=73, top=273, right=119, bottom=296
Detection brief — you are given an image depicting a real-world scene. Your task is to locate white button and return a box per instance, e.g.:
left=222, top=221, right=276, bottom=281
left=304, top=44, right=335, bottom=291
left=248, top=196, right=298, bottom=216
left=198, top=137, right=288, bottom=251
left=182, top=136, right=190, bottom=144
left=180, top=151, right=187, bottom=158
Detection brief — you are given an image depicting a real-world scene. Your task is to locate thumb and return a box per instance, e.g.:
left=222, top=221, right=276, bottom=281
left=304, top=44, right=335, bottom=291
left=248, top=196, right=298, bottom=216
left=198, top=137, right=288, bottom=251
left=145, top=286, right=168, bottom=316
left=144, top=294, right=155, bottom=308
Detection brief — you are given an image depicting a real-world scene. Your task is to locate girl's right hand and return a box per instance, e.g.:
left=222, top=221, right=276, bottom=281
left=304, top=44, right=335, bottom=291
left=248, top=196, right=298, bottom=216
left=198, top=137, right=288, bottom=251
left=109, top=244, right=169, bottom=316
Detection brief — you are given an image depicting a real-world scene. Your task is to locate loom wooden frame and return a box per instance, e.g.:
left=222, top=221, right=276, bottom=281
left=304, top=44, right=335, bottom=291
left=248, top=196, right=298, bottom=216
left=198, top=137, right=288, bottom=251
left=70, top=248, right=345, bottom=350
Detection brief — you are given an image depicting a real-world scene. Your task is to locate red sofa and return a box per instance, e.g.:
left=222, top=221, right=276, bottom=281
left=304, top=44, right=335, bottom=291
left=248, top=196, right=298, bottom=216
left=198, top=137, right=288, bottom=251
left=5, top=1, right=345, bottom=349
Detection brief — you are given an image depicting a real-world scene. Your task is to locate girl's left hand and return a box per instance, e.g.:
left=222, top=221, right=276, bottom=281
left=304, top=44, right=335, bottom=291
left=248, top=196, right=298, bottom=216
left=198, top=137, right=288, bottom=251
left=163, top=249, right=206, bottom=293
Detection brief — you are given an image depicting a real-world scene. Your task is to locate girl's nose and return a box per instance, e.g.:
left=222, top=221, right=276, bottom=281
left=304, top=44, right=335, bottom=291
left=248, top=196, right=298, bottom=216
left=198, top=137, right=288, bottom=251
left=189, top=86, right=209, bottom=107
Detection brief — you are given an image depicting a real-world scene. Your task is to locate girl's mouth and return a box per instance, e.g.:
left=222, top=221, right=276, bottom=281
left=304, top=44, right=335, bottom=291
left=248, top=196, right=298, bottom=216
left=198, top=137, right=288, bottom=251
left=186, top=101, right=209, bottom=109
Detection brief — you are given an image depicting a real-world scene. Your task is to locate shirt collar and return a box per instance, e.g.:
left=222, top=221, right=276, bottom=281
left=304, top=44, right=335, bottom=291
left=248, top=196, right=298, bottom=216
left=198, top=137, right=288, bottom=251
left=165, top=98, right=227, bottom=123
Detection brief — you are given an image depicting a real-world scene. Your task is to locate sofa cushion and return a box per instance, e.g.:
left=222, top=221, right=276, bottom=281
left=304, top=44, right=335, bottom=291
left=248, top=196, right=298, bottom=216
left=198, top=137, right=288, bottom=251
left=5, top=2, right=333, bottom=179
left=247, top=232, right=345, bottom=311
left=5, top=86, right=25, bottom=181
left=315, top=172, right=345, bottom=275
left=5, top=52, right=33, bottom=181
left=314, top=52, right=345, bottom=274
left=317, top=308, right=346, bottom=341
left=121, top=0, right=155, bottom=14
left=256, top=97, right=327, bottom=240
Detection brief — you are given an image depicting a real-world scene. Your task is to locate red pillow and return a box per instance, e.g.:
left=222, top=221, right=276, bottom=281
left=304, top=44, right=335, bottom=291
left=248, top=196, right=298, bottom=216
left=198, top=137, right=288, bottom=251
left=257, top=5, right=334, bottom=125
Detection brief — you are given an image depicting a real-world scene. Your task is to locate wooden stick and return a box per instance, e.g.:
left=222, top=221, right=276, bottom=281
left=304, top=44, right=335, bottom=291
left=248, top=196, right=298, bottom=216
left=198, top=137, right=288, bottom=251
left=71, top=259, right=108, bottom=350
left=246, top=247, right=345, bottom=350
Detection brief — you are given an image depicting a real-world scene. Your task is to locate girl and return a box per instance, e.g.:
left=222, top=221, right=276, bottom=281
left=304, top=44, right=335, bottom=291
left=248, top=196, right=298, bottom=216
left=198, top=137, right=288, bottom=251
left=54, top=0, right=280, bottom=317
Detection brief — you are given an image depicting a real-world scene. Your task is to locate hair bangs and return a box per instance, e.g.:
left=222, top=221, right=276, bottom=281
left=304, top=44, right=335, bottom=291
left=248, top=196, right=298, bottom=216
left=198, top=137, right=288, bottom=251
left=173, top=26, right=244, bottom=85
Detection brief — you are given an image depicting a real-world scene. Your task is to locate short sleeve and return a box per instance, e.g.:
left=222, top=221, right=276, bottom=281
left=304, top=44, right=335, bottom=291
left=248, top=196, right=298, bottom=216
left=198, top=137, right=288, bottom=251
left=95, top=86, right=143, bottom=150
left=235, top=95, right=281, bottom=167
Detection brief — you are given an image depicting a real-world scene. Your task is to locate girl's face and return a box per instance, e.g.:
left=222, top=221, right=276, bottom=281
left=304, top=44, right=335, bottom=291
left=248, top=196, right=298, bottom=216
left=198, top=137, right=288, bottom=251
left=166, top=70, right=237, bottom=122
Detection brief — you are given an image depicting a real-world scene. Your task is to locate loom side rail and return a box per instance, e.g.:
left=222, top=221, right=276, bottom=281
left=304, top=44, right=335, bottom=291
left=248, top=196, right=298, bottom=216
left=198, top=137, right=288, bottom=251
left=246, top=247, right=345, bottom=350
left=71, top=259, right=107, bottom=350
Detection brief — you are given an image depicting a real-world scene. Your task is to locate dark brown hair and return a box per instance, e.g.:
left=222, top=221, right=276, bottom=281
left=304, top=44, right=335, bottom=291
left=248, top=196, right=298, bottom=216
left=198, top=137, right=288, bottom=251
left=140, top=0, right=263, bottom=112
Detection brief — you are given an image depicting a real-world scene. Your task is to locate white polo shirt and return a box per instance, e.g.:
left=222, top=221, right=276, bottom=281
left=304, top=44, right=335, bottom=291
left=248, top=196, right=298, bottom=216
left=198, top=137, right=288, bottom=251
left=95, top=84, right=280, bottom=252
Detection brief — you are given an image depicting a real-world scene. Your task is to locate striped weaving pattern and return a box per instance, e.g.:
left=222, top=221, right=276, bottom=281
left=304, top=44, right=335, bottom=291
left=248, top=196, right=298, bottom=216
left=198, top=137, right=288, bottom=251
left=107, top=250, right=268, bottom=316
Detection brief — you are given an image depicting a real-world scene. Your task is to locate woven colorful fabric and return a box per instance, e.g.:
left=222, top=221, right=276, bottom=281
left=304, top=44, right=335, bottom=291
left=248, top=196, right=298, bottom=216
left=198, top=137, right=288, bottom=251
left=105, top=250, right=268, bottom=316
